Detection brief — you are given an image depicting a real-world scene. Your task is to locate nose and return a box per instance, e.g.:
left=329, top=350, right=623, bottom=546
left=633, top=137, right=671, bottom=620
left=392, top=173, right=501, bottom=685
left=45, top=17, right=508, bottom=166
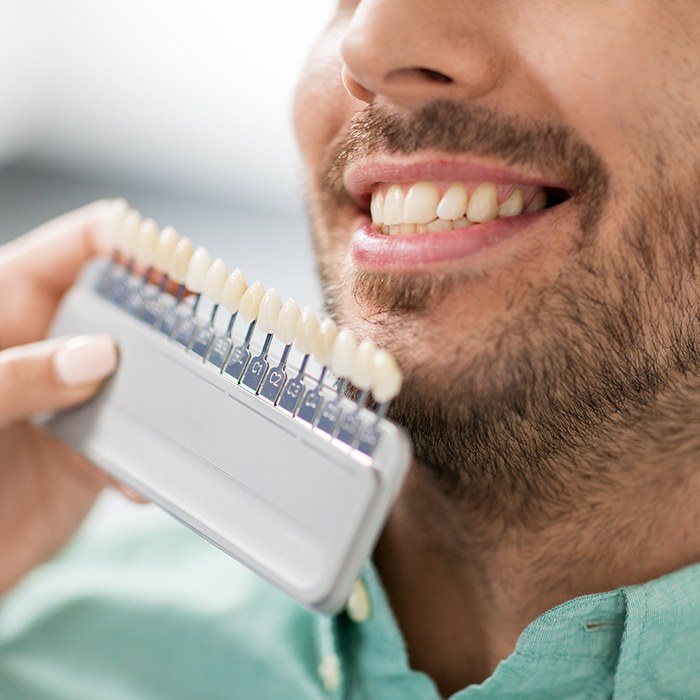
left=341, top=0, right=502, bottom=109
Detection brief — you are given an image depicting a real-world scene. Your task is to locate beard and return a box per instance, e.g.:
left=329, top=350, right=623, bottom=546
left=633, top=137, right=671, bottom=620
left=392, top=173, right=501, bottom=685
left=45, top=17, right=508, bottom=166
left=307, top=101, right=700, bottom=523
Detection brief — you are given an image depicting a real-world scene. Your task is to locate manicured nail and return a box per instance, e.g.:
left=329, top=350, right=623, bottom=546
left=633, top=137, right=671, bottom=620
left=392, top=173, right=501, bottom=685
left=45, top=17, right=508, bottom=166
left=53, top=334, right=118, bottom=386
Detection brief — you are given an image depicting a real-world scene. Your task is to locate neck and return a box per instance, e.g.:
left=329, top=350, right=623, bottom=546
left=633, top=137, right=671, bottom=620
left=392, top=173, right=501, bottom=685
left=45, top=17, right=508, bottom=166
left=375, top=383, right=700, bottom=697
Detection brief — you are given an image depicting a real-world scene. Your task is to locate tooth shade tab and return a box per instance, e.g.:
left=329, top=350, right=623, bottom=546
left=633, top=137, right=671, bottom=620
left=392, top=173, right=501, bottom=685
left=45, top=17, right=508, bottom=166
left=436, top=183, right=468, bottom=220
left=351, top=340, right=376, bottom=391
left=185, top=246, right=212, bottom=293
left=238, top=281, right=265, bottom=324
left=372, top=350, right=402, bottom=403
left=257, top=288, right=282, bottom=334
left=134, top=218, right=159, bottom=267
left=97, top=198, right=128, bottom=251
left=295, top=308, right=320, bottom=355
left=314, top=317, right=338, bottom=367
left=331, top=329, right=357, bottom=379
left=222, top=268, right=248, bottom=313
left=203, top=258, right=228, bottom=303
left=276, top=299, right=301, bottom=345
left=116, top=209, right=142, bottom=257
left=169, top=237, right=194, bottom=284
left=401, top=182, right=439, bottom=224
left=155, top=225, right=179, bottom=271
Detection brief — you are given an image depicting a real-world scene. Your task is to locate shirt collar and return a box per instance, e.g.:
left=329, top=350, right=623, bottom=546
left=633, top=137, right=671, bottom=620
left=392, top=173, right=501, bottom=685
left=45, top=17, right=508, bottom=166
left=318, top=561, right=700, bottom=698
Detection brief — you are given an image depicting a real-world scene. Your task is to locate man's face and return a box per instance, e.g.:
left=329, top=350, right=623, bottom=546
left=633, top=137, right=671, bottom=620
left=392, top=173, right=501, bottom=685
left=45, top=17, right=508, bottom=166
left=294, top=1, right=700, bottom=498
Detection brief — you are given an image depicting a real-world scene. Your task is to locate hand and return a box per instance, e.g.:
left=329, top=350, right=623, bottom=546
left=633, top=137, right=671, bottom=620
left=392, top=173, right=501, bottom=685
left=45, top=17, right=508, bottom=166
left=0, top=201, right=125, bottom=595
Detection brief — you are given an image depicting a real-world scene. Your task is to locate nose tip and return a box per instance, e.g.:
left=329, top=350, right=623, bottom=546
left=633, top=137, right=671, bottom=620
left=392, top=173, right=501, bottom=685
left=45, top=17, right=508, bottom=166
left=340, top=5, right=501, bottom=109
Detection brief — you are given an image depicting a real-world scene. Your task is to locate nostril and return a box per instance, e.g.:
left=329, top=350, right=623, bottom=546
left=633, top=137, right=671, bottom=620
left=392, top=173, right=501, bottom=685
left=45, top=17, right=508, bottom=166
left=387, top=67, right=454, bottom=85
left=418, top=68, right=453, bottom=84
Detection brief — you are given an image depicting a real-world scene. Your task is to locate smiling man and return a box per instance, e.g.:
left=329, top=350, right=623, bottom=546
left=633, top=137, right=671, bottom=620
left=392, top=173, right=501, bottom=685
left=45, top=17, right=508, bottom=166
left=0, top=1, right=699, bottom=699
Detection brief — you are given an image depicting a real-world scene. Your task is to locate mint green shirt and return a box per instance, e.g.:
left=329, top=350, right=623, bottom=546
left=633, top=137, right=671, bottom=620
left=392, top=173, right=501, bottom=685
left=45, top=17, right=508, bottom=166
left=1, top=505, right=699, bottom=699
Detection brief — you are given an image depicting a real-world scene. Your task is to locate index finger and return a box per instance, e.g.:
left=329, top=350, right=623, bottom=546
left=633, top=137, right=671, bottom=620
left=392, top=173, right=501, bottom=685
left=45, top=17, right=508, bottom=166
left=0, top=199, right=125, bottom=296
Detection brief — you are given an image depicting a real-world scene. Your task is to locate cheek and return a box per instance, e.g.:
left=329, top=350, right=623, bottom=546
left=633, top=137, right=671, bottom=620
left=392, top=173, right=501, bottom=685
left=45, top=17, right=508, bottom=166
left=293, top=21, right=364, bottom=171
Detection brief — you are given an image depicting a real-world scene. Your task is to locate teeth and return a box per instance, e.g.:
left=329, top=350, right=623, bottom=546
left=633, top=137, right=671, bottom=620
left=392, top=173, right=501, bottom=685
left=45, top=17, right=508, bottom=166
left=295, top=308, right=320, bottom=355
left=168, top=237, right=194, bottom=284
left=436, top=183, right=467, bottom=220
left=134, top=218, right=158, bottom=267
left=351, top=340, right=375, bottom=391
left=402, top=182, right=440, bottom=224
left=257, top=288, right=282, bottom=334
left=185, top=246, right=212, bottom=293
left=117, top=209, right=141, bottom=257
left=203, top=258, right=228, bottom=304
left=221, top=268, right=248, bottom=313
left=370, top=182, right=550, bottom=235
left=155, top=225, right=179, bottom=272
left=498, top=188, right=525, bottom=217
left=372, top=349, right=402, bottom=403
left=467, top=183, right=498, bottom=223
left=383, top=185, right=404, bottom=225
left=313, top=317, right=338, bottom=367
left=526, top=190, right=547, bottom=212
left=427, top=219, right=452, bottom=233
left=275, top=299, right=301, bottom=345
left=331, top=329, right=357, bottom=379
left=238, top=281, right=265, bottom=324
left=370, top=191, right=384, bottom=225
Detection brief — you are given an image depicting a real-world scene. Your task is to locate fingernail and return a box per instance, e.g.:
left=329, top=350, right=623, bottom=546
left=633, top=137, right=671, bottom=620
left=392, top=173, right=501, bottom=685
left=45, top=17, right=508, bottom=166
left=53, top=334, right=118, bottom=386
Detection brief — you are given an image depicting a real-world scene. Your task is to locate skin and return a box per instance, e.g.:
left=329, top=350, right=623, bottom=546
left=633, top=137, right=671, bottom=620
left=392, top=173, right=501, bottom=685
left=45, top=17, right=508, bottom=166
left=294, top=0, right=700, bottom=694
left=0, top=202, right=140, bottom=596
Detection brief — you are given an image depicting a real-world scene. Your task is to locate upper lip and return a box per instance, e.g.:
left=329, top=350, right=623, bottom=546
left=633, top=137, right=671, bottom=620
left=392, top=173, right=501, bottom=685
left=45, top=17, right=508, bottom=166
left=343, top=153, right=573, bottom=210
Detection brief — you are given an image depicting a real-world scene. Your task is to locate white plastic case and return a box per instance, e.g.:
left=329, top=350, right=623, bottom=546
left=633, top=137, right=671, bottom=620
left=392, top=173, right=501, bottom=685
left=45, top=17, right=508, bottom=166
left=41, top=259, right=411, bottom=613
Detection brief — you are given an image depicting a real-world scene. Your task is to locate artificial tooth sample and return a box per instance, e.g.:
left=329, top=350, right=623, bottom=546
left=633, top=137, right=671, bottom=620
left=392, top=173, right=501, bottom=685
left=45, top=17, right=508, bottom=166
left=372, top=350, right=402, bottom=404
left=295, top=309, right=320, bottom=355
left=467, top=183, right=498, bottom=223
left=498, top=188, right=525, bottom=218
left=155, top=225, right=179, bottom=274
left=276, top=299, right=301, bottom=346
left=314, top=318, right=338, bottom=368
left=203, top=259, right=228, bottom=304
left=222, top=268, right=248, bottom=313
left=169, top=237, right=194, bottom=285
left=185, top=246, right=212, bottom=294
left=97, top=197, right=128, bottom=251
left=134, top=218, right=159, bottom=269
left=437, top=183, right=468, bottom=221
left=257, top=288, right=282, bottom=335
left=382, top=185, right=404, bottom=226
left=331, top=329, right=357, bottom=380
left=116, top=209, right=142, bottom=260
left=351, top=340, right=376, bottom=393
left=526, top=189, right=547, bottom=212
left=402, top=182, right=440, bottom=224
left=238, top=281, right=265, bottom=324
left=370, top=191, right=384, bottom=225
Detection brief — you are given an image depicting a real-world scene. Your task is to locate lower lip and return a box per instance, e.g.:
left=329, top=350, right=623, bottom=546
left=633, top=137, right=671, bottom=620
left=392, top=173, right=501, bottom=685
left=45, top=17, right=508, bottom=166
left=350, top=211, right=547, bottom=271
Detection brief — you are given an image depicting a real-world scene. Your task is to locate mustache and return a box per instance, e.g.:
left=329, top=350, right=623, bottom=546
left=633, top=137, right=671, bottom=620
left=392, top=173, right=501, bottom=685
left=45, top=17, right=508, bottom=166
left=321, top=100, right=609, bottom=215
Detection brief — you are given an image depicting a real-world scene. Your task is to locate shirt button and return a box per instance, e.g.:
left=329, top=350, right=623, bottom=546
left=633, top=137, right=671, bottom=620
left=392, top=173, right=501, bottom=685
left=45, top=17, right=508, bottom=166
left=318, top=652, right=340, bottom=692
left=346, top=579, right=371, bottom=623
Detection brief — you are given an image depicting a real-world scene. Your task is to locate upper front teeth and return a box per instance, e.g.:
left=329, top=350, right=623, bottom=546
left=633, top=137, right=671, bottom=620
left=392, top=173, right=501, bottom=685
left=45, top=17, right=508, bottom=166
left=370, top=181, right=547, bottom=232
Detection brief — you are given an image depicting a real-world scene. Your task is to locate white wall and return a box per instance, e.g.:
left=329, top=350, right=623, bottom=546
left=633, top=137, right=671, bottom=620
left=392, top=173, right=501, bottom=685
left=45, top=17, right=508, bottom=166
left=0, top=0, right=334, bottom=211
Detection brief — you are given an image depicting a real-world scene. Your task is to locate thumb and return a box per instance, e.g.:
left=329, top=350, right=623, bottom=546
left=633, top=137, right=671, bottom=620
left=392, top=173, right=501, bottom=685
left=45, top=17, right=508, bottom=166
left=0, top=334, right=118, bottom=428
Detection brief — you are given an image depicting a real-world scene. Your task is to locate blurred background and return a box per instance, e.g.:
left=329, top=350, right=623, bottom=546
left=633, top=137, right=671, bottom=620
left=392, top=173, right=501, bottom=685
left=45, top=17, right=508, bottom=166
left=0, top=0, right=336, bottom=545
left=0, top=0, right=334, bottom=303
